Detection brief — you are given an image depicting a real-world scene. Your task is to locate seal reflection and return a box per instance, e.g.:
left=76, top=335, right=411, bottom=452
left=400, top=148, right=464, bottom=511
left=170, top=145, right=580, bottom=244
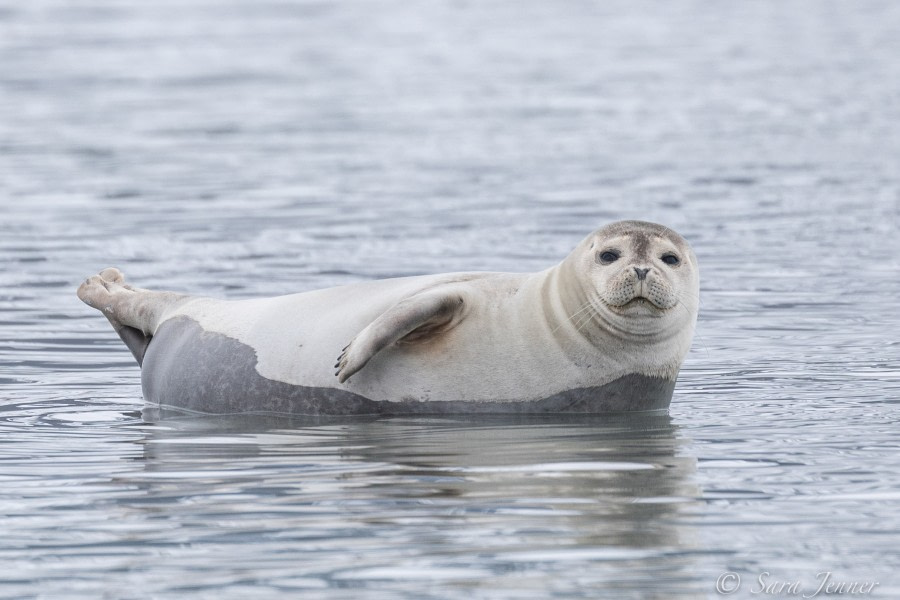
left=125, top=413, right=699, bottom=593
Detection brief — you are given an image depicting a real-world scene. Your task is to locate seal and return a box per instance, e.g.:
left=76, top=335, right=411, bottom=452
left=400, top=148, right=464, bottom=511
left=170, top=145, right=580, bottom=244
left=76, top=220, right=699, bottom=416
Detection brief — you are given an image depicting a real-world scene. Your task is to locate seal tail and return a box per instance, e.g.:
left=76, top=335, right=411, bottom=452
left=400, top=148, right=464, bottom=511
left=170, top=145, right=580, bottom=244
left=107, top=319, right=151, bottom=366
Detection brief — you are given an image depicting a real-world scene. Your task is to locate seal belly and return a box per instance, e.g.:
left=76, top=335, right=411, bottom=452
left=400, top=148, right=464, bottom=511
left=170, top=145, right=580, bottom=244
left=142, top=316, right=674, bottom=416
left=142, top=316, right=380, bottom=415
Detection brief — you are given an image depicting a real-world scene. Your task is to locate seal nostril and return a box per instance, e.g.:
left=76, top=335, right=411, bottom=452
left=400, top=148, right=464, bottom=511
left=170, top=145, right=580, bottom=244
left=634, top=267, right=650, bottom=280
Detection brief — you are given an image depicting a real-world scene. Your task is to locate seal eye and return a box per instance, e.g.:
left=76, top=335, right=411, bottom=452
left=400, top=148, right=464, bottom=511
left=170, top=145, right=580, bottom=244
left=661, top=253, right=680, bottom=266
left=598, top=250, right=620, bottom=264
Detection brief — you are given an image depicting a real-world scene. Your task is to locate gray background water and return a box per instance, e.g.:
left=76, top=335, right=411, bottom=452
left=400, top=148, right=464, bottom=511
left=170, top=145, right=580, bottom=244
left=1, top=1, right=899, bottom=598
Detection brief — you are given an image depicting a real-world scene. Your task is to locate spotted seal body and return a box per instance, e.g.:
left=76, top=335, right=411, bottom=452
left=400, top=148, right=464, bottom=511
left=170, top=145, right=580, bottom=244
left=76, top=221, right=699, bottom=416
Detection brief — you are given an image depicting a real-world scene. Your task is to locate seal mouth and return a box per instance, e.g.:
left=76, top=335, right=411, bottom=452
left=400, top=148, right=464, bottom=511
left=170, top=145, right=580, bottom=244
left=612, top=296, right=667, bottom=313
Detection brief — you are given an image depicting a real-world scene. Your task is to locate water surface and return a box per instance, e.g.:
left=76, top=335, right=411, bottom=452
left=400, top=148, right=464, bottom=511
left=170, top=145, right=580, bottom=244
left=1, top=1, right=899, bottom=598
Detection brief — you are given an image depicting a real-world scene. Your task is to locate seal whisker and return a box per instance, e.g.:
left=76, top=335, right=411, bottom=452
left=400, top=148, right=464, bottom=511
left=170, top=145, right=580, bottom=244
left=672, top=295, right=709, bottom=360
left=551, top=300, right=594, bottom=334
left=574, top=304, right=600, bottom=335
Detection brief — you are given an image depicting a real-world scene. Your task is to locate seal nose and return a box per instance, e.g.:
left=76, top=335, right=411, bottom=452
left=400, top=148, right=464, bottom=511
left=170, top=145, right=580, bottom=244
left=633, top=267, right=650, bottom=281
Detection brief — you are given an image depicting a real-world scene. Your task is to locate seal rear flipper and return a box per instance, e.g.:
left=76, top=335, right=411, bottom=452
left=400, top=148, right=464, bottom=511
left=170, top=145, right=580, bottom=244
left=334, top=289, right=467, bottom=383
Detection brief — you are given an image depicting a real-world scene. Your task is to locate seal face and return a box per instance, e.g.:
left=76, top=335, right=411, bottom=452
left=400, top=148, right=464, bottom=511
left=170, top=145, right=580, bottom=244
left=76, top=220, right=699, bottom=416
left=583, top=221, right=699, bottom=342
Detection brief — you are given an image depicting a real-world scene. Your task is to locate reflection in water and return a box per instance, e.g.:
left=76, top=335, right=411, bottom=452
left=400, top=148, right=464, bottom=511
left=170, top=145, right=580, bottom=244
left=122, top=414, right=698, bottom=596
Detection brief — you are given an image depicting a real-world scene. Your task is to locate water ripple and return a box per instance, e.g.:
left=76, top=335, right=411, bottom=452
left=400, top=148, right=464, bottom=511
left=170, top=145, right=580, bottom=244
left=2, top=0, right=900, bottom=598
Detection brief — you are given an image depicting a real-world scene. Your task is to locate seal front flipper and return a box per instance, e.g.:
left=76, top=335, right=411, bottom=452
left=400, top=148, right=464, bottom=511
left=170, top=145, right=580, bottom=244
left=334, top=289, right=467, bottom=383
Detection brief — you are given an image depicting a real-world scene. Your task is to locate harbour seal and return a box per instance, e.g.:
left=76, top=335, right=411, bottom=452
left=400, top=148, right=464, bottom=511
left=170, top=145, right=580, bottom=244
left=76, top=220, right=699, bottom=415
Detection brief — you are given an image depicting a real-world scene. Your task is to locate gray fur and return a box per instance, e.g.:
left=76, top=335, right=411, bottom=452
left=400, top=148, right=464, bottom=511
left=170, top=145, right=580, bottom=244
left=115, top=324, right=150, bottom=366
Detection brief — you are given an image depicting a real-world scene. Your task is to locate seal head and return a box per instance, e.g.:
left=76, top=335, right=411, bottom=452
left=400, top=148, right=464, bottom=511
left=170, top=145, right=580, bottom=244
left=552, top=220, right=699, bottom=380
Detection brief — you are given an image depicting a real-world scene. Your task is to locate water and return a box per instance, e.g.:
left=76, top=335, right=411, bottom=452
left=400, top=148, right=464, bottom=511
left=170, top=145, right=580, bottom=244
left=1, top=0, right=899, bottom=598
